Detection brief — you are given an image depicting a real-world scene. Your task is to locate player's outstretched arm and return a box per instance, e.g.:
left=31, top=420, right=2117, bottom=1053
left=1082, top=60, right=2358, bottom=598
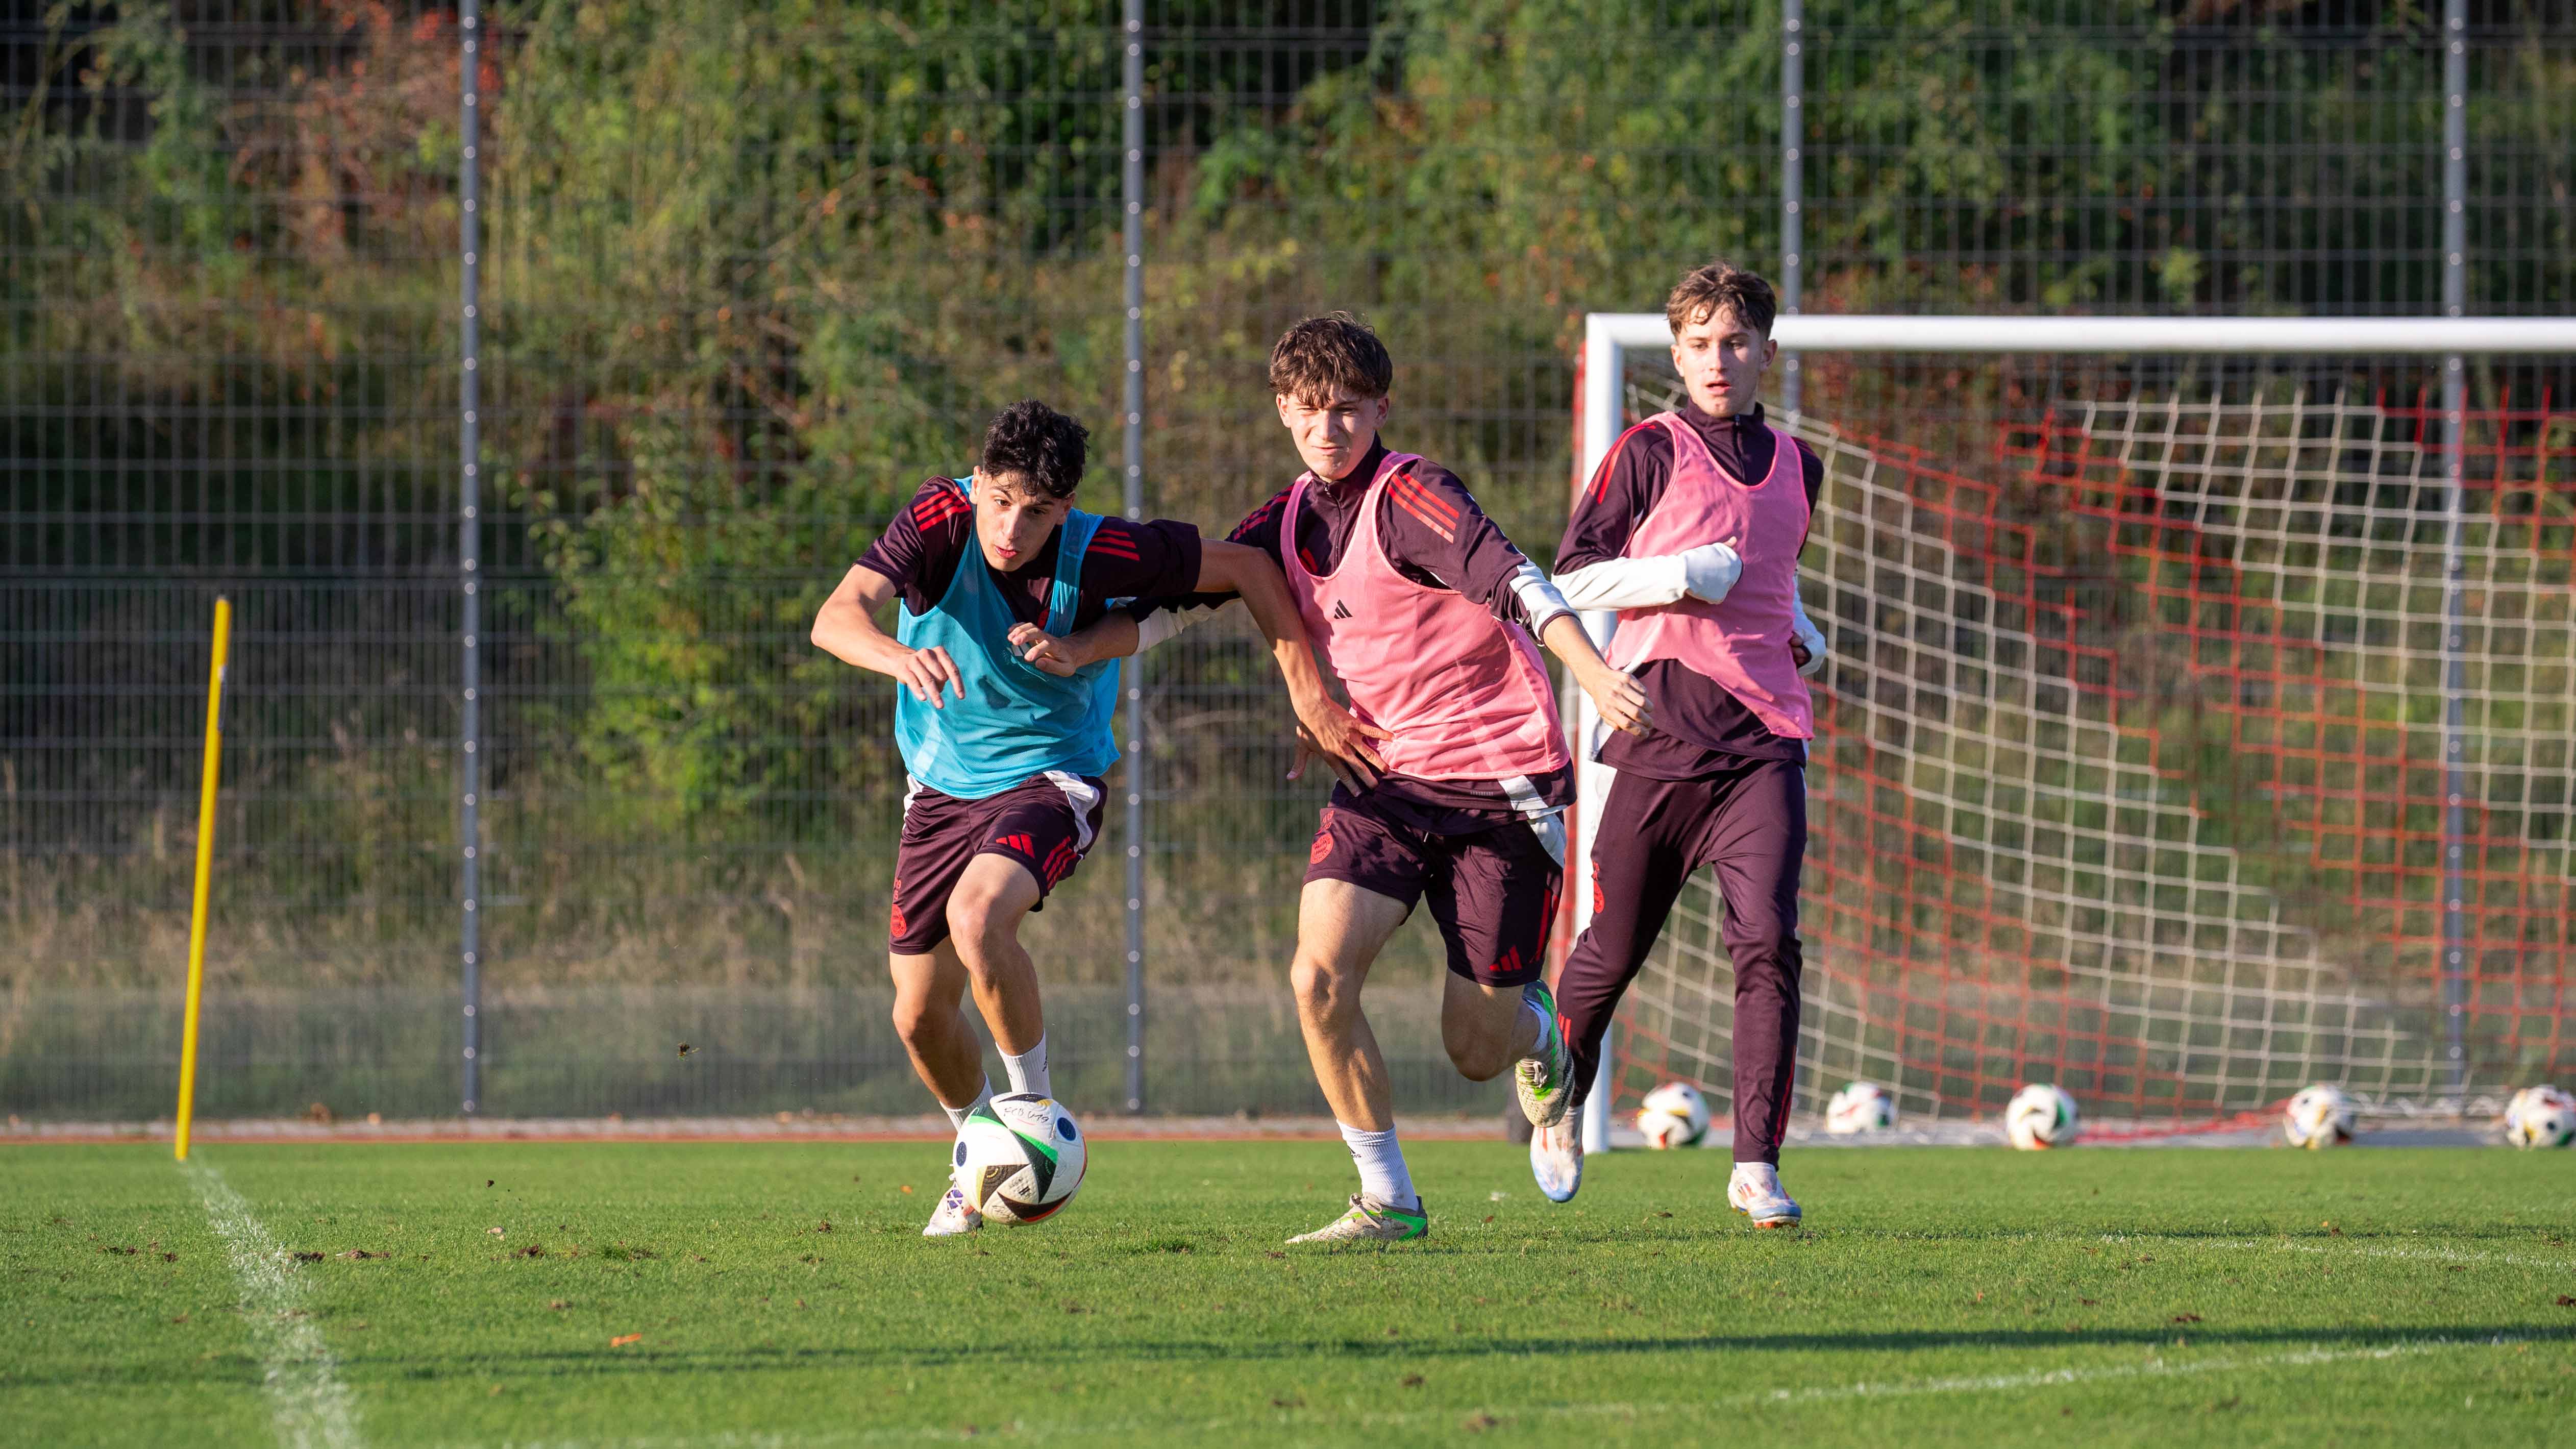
left=1538, top=612, right=1653, bottom=738
left=810, top=562, right=965, bottom=707
left=1007, top=544, right=1384, bottom=788
left=1194, top=540, right=1388, bottom=789
left=1553, top=540, right=1743, bottom=610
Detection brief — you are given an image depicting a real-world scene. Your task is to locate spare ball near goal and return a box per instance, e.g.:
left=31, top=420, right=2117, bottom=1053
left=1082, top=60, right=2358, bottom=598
left=2504, top=1085, right=2575, bottom=1149
left=2282, top=1084, right=2357, bottom=1149
left=2004, top=1083, right=2080, bottom=1150
left=1636, top=1082, right=1710, bottom=1149
left=1824, top=1081, right=1896, bottom=1135
left=953, top=1093, right=1086, bottom=1224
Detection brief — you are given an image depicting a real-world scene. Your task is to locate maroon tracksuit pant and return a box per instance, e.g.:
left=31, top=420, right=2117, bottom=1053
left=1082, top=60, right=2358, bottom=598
left=1557, top=756, right=1805, bottom=1164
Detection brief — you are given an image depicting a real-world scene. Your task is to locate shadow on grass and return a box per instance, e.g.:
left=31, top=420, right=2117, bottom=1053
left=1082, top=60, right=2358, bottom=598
left=28, top=1323, right=2571, bottom=1393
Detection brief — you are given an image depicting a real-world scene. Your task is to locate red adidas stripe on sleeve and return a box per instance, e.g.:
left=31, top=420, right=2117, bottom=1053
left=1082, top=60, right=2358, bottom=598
left=1229, top=491, right=1290, bottom=543
left=1086, top=523, right=1144, bottom=560
left=911, top=490, right=972, bottom=529
left=1389, top=476, right=1458, bottom=543
left=1392, top=470, right=1461, bottom=522
left=1589, top=421, right=1662, bottom=502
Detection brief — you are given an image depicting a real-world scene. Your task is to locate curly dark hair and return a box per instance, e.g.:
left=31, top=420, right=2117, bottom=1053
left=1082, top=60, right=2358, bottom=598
left=979, top=400, right=1089, bottom=499
left=1268, top=311, right=1394, bottom=404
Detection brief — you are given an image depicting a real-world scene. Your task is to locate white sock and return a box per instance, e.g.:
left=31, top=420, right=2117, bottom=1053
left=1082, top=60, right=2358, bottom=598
left=1002, top=1038, right=1051, bottom=1098
left=1518, top=995, right=1553, bottom=1058
left=1733, top=1161, right=1780, bottom=1188
left=1337, top=1122, right=1418, bottom=1208
left=941, top=1079, right=992, bottom=1133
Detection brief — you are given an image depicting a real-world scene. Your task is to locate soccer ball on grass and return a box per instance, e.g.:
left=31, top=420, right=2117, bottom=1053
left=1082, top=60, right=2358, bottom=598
left=2504, top=1084, right=2575, bottom=1149
left=1824, top=1081, right=1896, bottom=1135
left=2282, top=1084, right=2357, bottom=1149
left=953, top=1093, right=1086, bottom=1224
left=2004, top=1083, right=2080, bottom=1150
left=1636, top=1082, right=1710, bottom=1149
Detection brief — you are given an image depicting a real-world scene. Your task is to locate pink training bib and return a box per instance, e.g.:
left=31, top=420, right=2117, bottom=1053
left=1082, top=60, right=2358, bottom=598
left=1606, top=413, right=1816, bottom=740
left=1283, top=452, right=1571, bottom=784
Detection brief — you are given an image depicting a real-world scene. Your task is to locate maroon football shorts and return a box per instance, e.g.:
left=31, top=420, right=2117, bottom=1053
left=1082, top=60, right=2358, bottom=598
left=889, top=772, right=1107, bottom=956
left=1302, top=796, right=1562, bottom=987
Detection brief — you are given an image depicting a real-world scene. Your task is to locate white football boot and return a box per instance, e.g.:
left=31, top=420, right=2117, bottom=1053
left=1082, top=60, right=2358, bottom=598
left=921, top=1171, right=984, bottom=1237
left=1529, top=1115, right=1583, bottom=1203
left=1727, top=1162, right=1801, bottom=1230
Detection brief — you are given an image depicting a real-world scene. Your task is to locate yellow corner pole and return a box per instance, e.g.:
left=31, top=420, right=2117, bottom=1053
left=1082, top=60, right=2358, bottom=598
left=174, top=596, right=231, bottom=1161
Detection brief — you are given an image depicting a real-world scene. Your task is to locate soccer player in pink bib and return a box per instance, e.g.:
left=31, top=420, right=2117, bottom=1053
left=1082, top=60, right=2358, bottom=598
left=1532, top=261, right=1829, bottom=1226
left=1056, top=314, right=1650, bottom=1243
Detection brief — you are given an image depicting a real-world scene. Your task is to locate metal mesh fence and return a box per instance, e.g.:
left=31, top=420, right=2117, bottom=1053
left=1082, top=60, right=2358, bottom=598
left=5, top=1, right=2571, bottom=1120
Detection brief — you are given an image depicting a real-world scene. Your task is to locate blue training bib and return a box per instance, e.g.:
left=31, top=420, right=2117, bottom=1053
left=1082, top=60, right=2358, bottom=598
left=892, top=479, right=1122, bottom=798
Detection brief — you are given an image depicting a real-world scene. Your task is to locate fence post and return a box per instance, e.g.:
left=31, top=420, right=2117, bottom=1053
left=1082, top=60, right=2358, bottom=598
left=1780, top=0, right=1804, bottom=417
left=458, top=0, right=485, bottom=1116
left=1120, top=0, right=1148, bottom=1114
left=2438, top=0, right=2469, bottom=1098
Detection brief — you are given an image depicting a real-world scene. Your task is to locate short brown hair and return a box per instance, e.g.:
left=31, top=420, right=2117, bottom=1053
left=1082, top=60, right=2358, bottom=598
left=1268, top=312, right=1394, bottom=404
left=1665, top=260, right=1778, bottom=337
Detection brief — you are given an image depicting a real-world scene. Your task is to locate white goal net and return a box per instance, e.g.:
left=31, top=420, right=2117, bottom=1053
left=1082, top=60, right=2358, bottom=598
left=1567, top=314, right=2576, bottom=1141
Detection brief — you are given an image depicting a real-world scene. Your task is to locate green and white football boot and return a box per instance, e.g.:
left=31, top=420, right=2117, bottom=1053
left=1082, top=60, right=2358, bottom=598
left=1287, top=1194, right=1428, bottom=1245
left=1512, top=980, right=1573, bottom=1128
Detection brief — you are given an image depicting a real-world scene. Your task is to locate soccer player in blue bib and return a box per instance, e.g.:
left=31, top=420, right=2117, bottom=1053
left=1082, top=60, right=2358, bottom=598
left=811, top=400, right=1376, bottom=1236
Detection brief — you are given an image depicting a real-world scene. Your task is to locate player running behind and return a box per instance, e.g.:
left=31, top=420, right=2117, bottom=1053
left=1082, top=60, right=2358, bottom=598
left=1044, top=314, right=1651, bottom=1244
left=1531, top=260, right=1828, bottom=1227
left=810, top=400, right=1373, bottom=1238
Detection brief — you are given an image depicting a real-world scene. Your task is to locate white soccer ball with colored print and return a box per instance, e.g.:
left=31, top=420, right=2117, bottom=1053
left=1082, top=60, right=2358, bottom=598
left=2282, top=1084, right=2357, bottom=1149
left=953, top=1093, right=1087, bottom=1225
left=1636, top=1082, right=1711, bottom=1149
left=2004, top=1083, right=2080, bottom=1150
left=2504, top=1084, right=2576, bottom=1149
left=1824, top=1081, right=1896, bottom=1135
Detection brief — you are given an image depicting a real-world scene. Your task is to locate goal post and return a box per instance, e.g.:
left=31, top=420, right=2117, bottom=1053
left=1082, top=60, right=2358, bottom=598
left=1568, top=313, right=2576, bottom=1151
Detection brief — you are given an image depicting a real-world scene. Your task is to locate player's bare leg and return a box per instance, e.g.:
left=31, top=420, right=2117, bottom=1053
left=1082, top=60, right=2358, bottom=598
left=1289, top=878, right=1408, bottom=1129
left=945, top=853, right=1046, bottom=1061
left=889, top=941, right=984, bottom=1113
left=1436, top=973, right=1542, bottom=1083
left=889, top=941, right=989, bottom=1236
left=1445, top=968, right=1572, bottom=1132
left=1286, top=878, right=1427, bottom=1243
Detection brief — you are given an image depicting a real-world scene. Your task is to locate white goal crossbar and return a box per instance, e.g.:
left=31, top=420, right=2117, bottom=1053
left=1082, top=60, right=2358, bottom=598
left=1569, top=313, right=2576, bottom=1151
left=1580, top=314, right=2576, bottom=498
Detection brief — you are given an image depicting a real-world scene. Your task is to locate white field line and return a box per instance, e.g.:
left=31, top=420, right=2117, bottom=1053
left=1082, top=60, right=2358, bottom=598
left=2096, top=1234, right=2576, bottom=1273
left=185, top=1158, right=365, bottom=1449
left=459, top=1330, right=2559, bottom=1449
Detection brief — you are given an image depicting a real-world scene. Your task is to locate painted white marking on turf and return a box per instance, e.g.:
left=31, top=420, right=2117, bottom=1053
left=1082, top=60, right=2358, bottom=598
left=186, top=1158, right=365, bottom=1449
left=2101, top=1233, right=2576, bottom=1273
left=1737, top=1335, right=2499, bottom=1407
left=447, top=1331, right=2559, bottom=1448
left=2272, top=1242, right=2576, bottom=1272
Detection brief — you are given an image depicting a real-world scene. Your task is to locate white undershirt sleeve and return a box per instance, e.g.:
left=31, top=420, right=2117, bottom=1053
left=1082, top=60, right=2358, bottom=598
left=1507, top=561, right=1577, bottom=639
left=1132, top=603, right=1213, bottom=653
left=1550, top=553, right=1692, bottom=612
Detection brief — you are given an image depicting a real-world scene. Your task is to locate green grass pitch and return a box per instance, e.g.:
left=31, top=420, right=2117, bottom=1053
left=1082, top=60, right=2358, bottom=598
left=7, top=1141, right=2573, bottom=1447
